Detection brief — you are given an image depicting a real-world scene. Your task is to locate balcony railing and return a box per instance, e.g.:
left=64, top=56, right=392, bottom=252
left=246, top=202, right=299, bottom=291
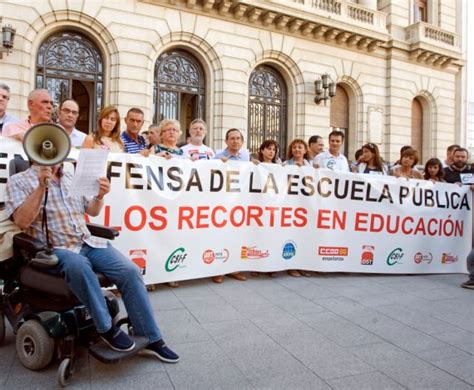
left=278, top=0, right=387, bottom=31
left=405, top=22, right=460, bottom=51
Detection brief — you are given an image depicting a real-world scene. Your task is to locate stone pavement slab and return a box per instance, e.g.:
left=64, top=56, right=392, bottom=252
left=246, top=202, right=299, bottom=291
left=1, top=273, right=472, bottom=389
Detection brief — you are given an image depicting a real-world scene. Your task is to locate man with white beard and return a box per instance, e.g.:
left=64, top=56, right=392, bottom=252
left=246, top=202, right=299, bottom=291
left=180, top=119, right=215, bottom=160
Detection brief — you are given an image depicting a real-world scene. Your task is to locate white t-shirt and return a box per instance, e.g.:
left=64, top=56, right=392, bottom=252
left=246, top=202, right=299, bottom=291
left=180, top=143, right=215, bottom=160
left=70, top=128, right=87, bottom=147
left=314, top=150, right=349, bottom=172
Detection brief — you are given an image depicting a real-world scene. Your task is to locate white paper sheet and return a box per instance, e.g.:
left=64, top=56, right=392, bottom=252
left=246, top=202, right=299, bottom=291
left=68, top=149, right=109, bottom=197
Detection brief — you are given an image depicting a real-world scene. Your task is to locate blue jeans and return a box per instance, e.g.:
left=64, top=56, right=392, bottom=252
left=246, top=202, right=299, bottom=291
left=54, top=243, right=162, bottom=342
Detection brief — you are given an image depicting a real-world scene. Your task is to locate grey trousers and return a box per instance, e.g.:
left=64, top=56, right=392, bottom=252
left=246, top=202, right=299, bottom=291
left=467, top=248, right=474, bottom=281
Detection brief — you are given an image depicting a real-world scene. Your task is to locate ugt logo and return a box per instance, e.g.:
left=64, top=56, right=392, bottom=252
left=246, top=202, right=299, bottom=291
left=166, top=247, right=188, bottom=272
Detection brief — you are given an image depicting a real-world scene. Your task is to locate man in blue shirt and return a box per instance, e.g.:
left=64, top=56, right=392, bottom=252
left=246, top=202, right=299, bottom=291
left=213, top=128, right=248, bottom=283
left=121, top=108, right=149, bottom=156
left=214, top=128, right=249, bottom=162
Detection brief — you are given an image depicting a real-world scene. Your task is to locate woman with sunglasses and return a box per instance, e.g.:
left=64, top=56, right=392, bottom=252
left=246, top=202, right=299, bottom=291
left=356, top=143, right=388, bottom=175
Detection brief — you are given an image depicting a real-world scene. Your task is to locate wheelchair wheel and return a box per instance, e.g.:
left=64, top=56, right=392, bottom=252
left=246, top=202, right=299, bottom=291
left=57, top=358, right=72, bottom=387
left=16, top=319, right=54, bottom=370
left=0, top=312, right=5, bottom=345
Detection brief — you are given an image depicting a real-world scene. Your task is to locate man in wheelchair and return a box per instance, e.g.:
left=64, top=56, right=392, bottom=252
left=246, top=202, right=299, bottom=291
left=4, top=161, right=179, bottom=363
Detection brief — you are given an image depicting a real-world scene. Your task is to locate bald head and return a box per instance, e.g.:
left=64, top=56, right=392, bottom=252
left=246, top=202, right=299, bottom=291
left=27, top=89, right=53, bottom=123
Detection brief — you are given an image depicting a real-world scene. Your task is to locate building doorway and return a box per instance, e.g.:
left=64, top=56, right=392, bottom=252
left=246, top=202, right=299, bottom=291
left=154, top=50, right=205, bottom=142
left=36, top=31, right=104, bottom=134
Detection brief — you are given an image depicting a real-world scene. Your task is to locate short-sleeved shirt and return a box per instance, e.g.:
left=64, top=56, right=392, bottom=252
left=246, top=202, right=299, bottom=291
left=180, top=143, right=215, bottom=160
left=5, top=166, right=107, bottom=253
left=70, top=128, right=87, bottom=148
left=121, top=131, right=147, bottom=154
left=313, top=151, right=350, bottom=172
left=214, top=149, right=248, bottom=161
left=2, top=118, right=31, bottom=138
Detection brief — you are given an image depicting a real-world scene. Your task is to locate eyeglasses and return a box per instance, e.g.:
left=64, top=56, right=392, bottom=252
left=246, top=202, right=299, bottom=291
left=163, top=128, right=179, bottom=133
left=61, top=108, right=79, bottom=116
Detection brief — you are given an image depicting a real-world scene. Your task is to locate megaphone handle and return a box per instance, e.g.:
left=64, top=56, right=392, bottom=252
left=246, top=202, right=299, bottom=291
left=41, top=188, right=53, bottom=251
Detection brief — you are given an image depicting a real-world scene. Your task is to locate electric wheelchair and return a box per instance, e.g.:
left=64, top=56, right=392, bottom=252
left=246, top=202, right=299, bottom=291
left=0, top=158, right=148, bottom=387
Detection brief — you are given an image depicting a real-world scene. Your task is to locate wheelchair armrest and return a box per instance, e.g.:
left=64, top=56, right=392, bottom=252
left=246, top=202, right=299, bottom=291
left=86, top=223, right=119, bottom=240
left=13, top=232, right=45, bottom=254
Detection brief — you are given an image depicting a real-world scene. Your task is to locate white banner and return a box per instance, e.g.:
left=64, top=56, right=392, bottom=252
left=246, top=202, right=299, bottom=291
left=1, top=137, right=471, bottom=283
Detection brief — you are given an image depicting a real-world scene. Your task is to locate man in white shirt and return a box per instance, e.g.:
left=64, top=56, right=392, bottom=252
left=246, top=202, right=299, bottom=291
left=314, top=130, right=349, bottom=171
left=0, top=82, right=18, bottom=133
left=57, top=99, right=86, bottom=147
left=180, top=119, right=215, bottom=160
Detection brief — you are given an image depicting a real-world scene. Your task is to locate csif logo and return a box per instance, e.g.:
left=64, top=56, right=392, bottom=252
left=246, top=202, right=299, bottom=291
left=387, top=248, right=404, bottom=266
left=326, top=158, right=336, bottom=170
left=165, top=247, right=188, bottom=272
left=282, top=241, right=296, bottom=260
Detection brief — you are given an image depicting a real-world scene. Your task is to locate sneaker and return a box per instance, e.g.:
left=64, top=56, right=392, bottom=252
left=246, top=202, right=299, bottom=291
left=140, top=339, right=180, bottom=363
left=461, top=279, right=474, bottom=289
left=100, top=325, right=135, bottom=352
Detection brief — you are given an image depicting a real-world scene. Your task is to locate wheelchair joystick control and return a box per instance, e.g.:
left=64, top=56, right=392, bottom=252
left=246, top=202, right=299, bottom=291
left=32, top=245, right=59, bottom=268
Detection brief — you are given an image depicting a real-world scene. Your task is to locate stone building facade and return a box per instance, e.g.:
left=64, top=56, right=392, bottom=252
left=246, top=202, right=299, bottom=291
left=0, top=0, right=465, bottom=162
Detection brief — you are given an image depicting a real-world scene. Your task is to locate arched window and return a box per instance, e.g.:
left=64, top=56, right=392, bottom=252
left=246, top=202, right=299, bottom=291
left=154, top=50, right=205, bottom=140
left=248, top=65, right=287, bottom=156
left=411, top=97, right=423, bottom=160
left=36, top=31, right=104, bottom=134
left=330, top=85, right=349, bottom=156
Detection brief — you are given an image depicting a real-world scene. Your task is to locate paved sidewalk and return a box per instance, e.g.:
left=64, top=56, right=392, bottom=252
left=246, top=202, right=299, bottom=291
left=1, top=273, right=473, bottom=389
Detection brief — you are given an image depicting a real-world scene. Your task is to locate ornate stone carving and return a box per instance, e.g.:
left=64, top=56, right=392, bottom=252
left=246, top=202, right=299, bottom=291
left=38, top=33, right=101, bottom=73
left=249, top=67, right=283, bottom=98
left=157, top=53, right=202, bottom=87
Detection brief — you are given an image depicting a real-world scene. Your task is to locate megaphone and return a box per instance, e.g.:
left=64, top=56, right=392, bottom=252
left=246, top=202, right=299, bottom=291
left=22, top=122, right=71, bottom=166
left=22, top=123, right=72, bottom=268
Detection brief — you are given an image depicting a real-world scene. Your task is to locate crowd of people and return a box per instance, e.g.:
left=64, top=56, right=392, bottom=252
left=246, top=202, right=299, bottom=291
left=1, top=85, right=473, bottom=357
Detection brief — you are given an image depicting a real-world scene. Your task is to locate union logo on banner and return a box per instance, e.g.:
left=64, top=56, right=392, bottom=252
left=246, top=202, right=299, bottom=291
left=361, top=245, right=374, bottom=265
left=129, top=249, right=147, bottom=275
left=241, top=246, right=269, bottom=260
